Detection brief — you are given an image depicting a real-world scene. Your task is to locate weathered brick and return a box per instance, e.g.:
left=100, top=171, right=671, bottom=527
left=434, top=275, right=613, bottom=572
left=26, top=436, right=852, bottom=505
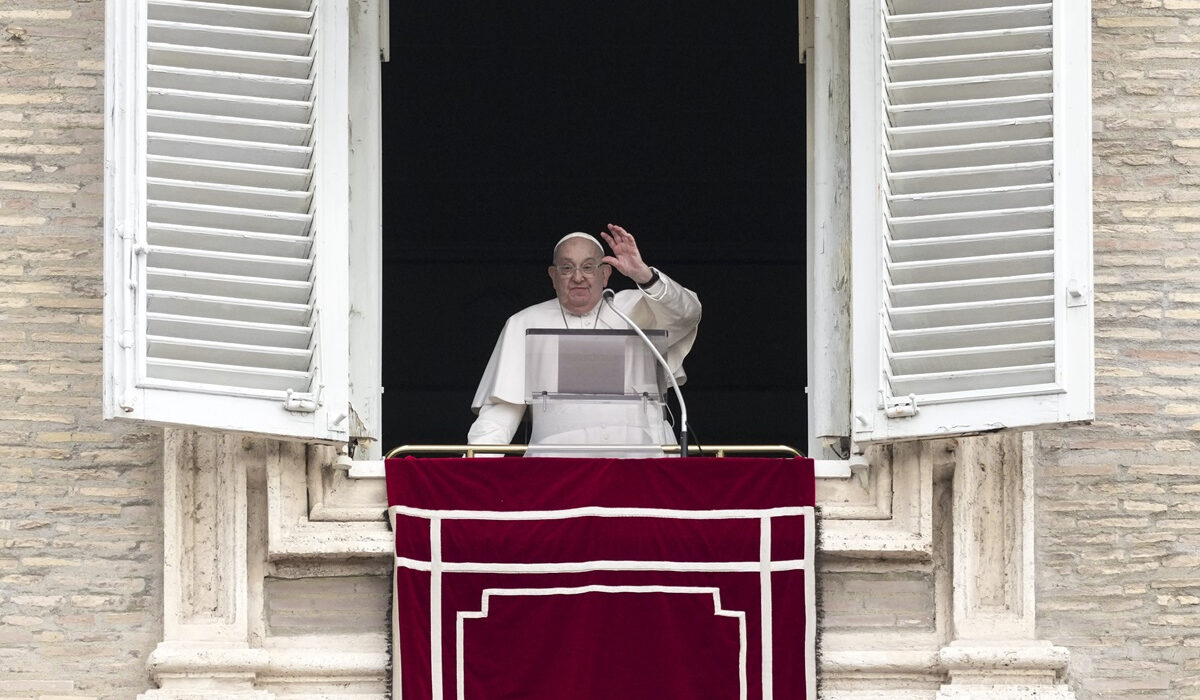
left=0, top=4, right=164, bottom=698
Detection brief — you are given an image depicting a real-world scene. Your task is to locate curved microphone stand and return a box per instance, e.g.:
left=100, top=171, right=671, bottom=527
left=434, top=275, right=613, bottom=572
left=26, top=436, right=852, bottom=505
left=602, top=289, right=690, bottom=457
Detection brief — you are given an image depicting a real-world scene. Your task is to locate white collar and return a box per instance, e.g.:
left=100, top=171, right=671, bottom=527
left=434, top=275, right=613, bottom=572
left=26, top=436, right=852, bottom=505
left=559, top=301, right=602, bottom=329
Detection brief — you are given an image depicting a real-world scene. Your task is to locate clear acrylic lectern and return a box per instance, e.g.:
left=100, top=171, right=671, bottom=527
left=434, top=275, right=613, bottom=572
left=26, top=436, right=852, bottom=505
left=524, top=329, right=671, bottom=458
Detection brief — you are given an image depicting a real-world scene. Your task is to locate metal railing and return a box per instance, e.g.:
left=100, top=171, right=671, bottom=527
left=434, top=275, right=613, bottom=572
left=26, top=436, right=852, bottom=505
left=341, top=444, right=859, bottom=479
left=383, top=443, right=805, bottom=459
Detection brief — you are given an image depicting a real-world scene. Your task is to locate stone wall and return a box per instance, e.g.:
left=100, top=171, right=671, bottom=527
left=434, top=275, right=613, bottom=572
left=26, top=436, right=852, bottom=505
left=0, top=2, right=165, bottom=698
left=2, top=0, right=1198, bottom=698
left=1034, top=1, right=1200, bottom=697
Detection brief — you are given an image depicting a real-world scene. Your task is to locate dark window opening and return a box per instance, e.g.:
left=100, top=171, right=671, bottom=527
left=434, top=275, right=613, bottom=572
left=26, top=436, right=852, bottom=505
left=381, top=1, right=807, bottom=450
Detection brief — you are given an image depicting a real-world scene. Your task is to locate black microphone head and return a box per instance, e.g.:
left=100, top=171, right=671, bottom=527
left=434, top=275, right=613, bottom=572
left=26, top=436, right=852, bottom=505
left=602, top=288, right=615, bottom=302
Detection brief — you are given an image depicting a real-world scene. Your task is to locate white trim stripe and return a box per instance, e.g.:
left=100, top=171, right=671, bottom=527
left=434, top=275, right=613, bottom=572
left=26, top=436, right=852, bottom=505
left=760, top=517, right=774, bottom=700
left=804, top=497, right=817, bottom=698
left=395, top=557, right=807, bottom=574
left=456, top=586, right=748, bottom=700
left=430, top=518, right=443, bottom=700
left=408, top=506, right=813, bottom=698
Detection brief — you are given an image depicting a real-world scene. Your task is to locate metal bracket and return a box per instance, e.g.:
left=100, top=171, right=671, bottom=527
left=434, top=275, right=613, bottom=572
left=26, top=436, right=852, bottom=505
left=283, top=388, right=320, bottom=413
left=884, top=394, right=918, bottom=419
left=1066, top=279, right=1089, bottom=308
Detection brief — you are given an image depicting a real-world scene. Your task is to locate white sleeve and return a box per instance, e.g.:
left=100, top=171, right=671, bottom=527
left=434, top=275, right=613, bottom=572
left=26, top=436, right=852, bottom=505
left=466, top=399, right=526, bottom=448
left=637, top=268, right=702, bottom=329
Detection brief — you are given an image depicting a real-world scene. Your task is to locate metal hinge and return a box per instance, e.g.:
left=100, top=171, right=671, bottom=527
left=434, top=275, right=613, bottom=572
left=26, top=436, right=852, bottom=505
left=283, top=388, right=320, bottom=413
left=884, top=394, right=918, bottom=419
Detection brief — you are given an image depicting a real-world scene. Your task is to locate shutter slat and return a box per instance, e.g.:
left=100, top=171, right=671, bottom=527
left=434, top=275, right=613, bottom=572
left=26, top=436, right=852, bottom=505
left=147, top=312, right=311, bottom=349
left=889, top=318, right=1054, bottom=352
left=886, top=4, right=1051, bottom=38
left=147, top=223, right=312, bottom=258
left=148, top=155, right=312, bottom=191
left=887, top=116, right=1051, bottom=150
left=202, top=0, right=312, bottom=10
left=892, top=0, right=1036, bottom=13
left=888, top=228, right=1053, bottom=262
left=889, top=162, right=1052, bottom=195
left=148, top=20, right=314, bottom=55
left=148, top=133, right=312, bottom=168
left=887, top=138, right=1051, bottom=172
left=887, top=273, right=1053, bottom=307
left=147, top=290, right=311, bottom=326
left=888, top=94, right=1052, bottom=127
left=148, top=45, right=313, bottom=79
left=888, top=363, right=1055, bottom=396
left=146, top=357, right=312, bottom=392
left=148, top=335, right=312, bottom=372
left=888, top=340, right=1055, bottom=375
left=886, top=26, right=1051, bottom=61
left=147, top=244, right=312, bottom=281
left=888, top=296, right=1054, bottom=332
left=889, top=250, right=1053, bottom=282
left=887, top=183, right=1052, bottom=217
left=889, top=205, right=1054, bottom=239
left=148, top=66, right=312, bottom=100
left=149, top=0, right=314, bottom=33
left=148, top=201, right=311, bottom=236
left=148, top=177, right=312, bottom=214
left=888, top=71, right=1052, bottom=104
left=148, top=87, right=312, bottom=123
left=887, top=48, right=1051, bottom=82
left=148, top=268, right=312, bottom=304
left=148, top=110, right=312, bottom=145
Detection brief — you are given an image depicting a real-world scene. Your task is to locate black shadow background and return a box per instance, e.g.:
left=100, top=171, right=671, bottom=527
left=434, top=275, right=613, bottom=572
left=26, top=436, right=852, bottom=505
left=381, top=1, right=807, bottom=449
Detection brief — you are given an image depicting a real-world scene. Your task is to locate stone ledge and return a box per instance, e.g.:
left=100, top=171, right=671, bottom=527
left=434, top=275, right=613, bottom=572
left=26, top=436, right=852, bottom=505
left=148, top=642, right=270, bottom=677
left=822, top=648, right=941, bottom=674
left=144, top=638, right=388, bottom=696
left=936, top=685, right=1076, bottom=700
left=939, top=641, right=1070, bottom=673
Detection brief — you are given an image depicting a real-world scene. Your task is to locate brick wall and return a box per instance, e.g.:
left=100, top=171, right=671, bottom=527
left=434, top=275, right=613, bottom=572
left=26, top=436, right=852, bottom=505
left=0, top=2, right=164, bottom=699
left=1035, top=2, right=1200, bottom=698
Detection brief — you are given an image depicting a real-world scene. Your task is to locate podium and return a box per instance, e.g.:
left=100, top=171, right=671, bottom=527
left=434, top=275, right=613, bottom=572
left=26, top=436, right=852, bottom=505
left=524, top=329, right=671, bottom=458
left=380, top=326, right=817, bottom=697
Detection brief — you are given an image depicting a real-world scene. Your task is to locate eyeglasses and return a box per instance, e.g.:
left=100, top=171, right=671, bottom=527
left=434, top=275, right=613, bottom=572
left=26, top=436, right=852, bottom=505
left=554, top=262, right=606, bottom=277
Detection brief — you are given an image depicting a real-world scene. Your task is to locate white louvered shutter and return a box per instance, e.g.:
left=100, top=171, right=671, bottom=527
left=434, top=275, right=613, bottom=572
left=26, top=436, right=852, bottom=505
left=105, top=0, right=354, bottom=441
left=849, top=0, right=1093, bottom=443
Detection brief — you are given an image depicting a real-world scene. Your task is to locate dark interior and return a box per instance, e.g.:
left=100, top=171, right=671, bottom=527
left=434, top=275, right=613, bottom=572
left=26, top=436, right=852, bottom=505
left=380, top=0, right=807, bottom=450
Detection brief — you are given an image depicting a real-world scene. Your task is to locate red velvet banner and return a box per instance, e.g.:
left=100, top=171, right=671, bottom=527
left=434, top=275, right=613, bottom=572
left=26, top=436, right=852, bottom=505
left=385, top=456, right=816, bottom=699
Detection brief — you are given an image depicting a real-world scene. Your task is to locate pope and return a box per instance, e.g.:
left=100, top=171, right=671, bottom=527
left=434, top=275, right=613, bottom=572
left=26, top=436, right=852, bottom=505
left=467, top=223, right=702, bottom=446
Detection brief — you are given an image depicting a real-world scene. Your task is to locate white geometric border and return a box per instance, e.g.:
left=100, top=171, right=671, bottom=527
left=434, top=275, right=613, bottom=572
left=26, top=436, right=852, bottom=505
left=455, top=585, right=748, bottom=700
left=390, top=504, right=816, bottom=700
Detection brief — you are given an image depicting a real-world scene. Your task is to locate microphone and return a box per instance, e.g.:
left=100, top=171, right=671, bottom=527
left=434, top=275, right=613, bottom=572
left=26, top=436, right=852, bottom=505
left=602, top=288, right=691, bottom=457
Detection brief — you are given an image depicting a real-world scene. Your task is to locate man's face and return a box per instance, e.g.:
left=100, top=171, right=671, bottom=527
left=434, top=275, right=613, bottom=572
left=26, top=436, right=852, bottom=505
left=548, top=238, right=611, bottom=315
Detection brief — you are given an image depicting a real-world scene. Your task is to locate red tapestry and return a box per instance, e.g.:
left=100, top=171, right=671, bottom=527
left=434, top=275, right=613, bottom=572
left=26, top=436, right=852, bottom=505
left=385, top=456, right=816, bottom=699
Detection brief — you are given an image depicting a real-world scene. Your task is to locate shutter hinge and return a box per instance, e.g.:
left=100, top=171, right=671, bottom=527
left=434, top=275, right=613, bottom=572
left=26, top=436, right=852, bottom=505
left=884, top=394, right=919, bottom=419
left=283, top=388, right=320, bottom=413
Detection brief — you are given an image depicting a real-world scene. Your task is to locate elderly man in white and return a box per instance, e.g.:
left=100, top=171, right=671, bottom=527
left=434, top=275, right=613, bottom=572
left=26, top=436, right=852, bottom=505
left=467, top=223, right=702, bottom=446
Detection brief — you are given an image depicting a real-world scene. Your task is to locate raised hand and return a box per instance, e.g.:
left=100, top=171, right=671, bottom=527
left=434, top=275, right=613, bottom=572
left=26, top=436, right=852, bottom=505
left=600, top=223, right=654, bottom=285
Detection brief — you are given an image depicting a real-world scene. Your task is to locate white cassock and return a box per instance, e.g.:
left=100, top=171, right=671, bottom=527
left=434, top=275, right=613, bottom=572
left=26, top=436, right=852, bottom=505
left=468, top=268, right=702, bottom=446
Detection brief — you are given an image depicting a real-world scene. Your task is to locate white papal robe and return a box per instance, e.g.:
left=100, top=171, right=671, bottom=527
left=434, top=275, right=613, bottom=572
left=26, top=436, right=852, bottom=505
left=468, top=268, right=702, bottom=446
